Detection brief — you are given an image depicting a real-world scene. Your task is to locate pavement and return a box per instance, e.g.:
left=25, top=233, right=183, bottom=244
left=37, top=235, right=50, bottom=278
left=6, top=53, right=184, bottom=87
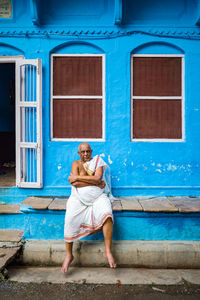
left=6, top=266, right=200, bottom=285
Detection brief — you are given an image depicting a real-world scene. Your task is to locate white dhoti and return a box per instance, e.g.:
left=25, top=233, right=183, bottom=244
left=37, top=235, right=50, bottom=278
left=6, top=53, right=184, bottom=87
left=64, top=155, right=114, bottom=242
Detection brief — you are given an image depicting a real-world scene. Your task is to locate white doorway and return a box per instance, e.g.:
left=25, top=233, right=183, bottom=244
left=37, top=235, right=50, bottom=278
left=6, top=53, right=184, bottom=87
left=0, top=56, right=43, bottom=188
left=0, top=62, right=15, bottom=187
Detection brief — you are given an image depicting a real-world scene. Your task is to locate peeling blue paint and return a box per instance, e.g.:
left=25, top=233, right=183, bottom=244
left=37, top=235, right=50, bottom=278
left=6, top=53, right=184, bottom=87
left=108, top=155, right=113, bottom=165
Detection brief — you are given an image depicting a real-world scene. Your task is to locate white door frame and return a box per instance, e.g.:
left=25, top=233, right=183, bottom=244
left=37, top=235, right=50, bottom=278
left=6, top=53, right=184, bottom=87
left=0, top=56, right=24, bottom=187
left=15, top=58, right=43, bottom=188
left=0, top=55, right=43, bottom=188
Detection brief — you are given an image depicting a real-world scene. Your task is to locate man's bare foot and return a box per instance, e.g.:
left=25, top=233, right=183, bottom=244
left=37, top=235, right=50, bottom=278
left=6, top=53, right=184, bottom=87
left=103, top=251, right=117, bottom=268
left=61, top=254, right=74, bottom=273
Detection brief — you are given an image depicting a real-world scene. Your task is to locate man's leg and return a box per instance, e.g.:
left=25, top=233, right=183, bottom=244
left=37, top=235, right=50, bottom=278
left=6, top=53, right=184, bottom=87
left=102, top=217, right=116, bottom=268
left=61, top=242, right=74, bottom=273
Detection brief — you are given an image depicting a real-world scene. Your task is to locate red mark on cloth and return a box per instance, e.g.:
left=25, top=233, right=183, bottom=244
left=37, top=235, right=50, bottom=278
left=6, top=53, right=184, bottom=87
left=116, top=280, right=121, bottom=287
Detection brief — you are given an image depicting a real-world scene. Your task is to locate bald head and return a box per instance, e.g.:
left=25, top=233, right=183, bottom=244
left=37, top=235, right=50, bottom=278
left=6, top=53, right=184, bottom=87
left=78, top=143, right=91, bottom=152
left=78, top=143, right=93, bottom=162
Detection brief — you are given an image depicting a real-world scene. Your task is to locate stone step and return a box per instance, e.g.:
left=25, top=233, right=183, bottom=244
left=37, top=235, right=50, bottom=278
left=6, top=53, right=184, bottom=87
left=47, top=198, right=67, bottom=210
left=18, top=196, right=200, bottom=213
left=139, top=197, right=178, bottom=212
left=21, top=196, right=54, bottom=210
left=21, top=240, right=200, bottom=269
left=0, top=229, right=24, bottom=247
left=0, top=247, right=21, bottom=272
left=173, top=197, right=200, bottom=212
left=0, top=204, right=21, bottom=214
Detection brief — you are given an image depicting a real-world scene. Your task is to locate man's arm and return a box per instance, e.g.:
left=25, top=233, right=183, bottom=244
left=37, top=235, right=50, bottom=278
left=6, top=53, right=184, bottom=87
left=70, top=161, right=79, bottom=176
left=69, top=166, right=103, bottom=185
left=72, top=181, right=105, bottom=188
left=69, top=162, right=104, bottom=188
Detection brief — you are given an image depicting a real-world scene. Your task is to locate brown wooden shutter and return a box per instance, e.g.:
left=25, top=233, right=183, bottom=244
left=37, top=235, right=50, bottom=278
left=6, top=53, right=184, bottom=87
left=53, top=56, right=103, bottom=138
left=132, top=56, right=182, bottom=139
left=133, top=99, right=182, bottom=139
left=53, top=99, right=102, bottom=138
left=53, top=56, right=102, bottom=96
left=133, top=57, right=181, bottom=96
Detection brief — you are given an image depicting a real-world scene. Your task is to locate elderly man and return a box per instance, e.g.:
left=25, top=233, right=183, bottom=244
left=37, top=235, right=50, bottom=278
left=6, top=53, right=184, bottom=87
left=61, top=143, right=116, bottom=273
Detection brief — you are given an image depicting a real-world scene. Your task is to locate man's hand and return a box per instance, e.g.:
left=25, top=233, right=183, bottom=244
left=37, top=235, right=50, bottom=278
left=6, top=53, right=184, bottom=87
left=98, top=180, right=106, bottom=189
left=68, top=175, right=77, bottom=184
left=71, top=181, right=80, bottom=187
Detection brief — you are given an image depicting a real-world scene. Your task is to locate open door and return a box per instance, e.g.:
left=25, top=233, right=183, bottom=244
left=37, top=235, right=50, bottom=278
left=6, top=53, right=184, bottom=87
left=16, top=59, right=42, bottom=188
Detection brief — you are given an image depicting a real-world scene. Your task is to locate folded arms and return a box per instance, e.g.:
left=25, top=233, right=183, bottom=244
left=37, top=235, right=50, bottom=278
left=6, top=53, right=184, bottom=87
left=68, top=161, right=105, bottom=189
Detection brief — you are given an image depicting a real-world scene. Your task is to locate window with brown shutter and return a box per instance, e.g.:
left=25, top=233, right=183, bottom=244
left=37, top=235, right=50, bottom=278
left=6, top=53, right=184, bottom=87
left=131, top=55, right=184, bottom=141
left=51, top=55, right=104, bottom=139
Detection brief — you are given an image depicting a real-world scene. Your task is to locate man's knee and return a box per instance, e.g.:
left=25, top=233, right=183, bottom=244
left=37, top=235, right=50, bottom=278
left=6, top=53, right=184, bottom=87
left=103, top=217, right=113, bottom=226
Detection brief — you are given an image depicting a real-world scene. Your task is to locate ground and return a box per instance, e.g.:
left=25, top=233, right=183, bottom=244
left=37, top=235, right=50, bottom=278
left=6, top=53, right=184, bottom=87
left=0, top=281, right=200, bottom=300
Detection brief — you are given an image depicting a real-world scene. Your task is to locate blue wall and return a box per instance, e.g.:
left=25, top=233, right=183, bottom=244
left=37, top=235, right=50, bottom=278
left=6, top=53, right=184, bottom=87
left=1, top=209, right=200, bottom=241
left=0, top=0, right=200, bottom=198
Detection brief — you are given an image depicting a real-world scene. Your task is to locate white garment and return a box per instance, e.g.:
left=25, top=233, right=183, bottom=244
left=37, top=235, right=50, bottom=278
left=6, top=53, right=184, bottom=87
left=82, top=155, right=115, bottom=203
left=64, top=155, right=113, bottom=242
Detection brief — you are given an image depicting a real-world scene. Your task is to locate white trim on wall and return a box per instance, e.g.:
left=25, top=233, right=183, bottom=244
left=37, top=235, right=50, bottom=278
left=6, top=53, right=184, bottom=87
left=133, top=54, right=185, bottom=58
left=50, top=53, right=105, bottom=141
left=50, top=54, right=54, bottom=141
left=131, top=54, right=185, bottom=142
left=0, top=56, right=24, bottom=63
left=130, top=55, right=133, bottom=142
left=53, top=96, right=103, bottom=99
left=181, top=56, right=185, bottom=141
left=133, top=96, right=182, bottom=100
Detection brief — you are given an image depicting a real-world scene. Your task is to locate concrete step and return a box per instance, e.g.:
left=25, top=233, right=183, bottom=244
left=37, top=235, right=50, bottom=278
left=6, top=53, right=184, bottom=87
left=7, top=266, right=200, bottom=285
left=20, top=240, right=200, bottom=268
left=19, top=196, right=200, bottom=213
left=21, top=197, right=55, bottom=210
left=0, top=204, right=21, bottom=214
left=0, top=247, right=21, bottom=272
left=0, top=229, right=24, bottom=242
left=0, top=229, right=24, bottom=247
left=1, top=196, right=200, bottom=214
left=0, top=229, right=24, bottom=249
left=0, top=230, right=24, bottom=273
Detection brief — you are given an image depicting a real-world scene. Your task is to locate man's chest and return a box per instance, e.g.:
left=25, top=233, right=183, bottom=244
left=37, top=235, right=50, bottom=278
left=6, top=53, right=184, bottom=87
left=77, top=162, right=88, bottom=176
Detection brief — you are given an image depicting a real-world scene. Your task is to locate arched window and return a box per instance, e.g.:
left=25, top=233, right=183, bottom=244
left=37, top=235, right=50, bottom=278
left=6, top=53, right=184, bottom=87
left=51, top=43, right=105, bottom=140
left=131, top=43, right=184, bottom=141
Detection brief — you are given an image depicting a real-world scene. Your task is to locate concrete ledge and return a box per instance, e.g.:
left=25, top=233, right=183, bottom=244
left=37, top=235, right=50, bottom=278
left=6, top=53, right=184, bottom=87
left=0, top=247, right=21, bottom=272
left=21, top=197, right=53, bottom=210
left=19, top=240, right=200, bottom=269
left=0, top=229, right=24, bottom=242
left=9, top=266, right=200, bottom=285
left=0, top=204, right=21, bottom=214
left=0, top=230, right=24, bottom=248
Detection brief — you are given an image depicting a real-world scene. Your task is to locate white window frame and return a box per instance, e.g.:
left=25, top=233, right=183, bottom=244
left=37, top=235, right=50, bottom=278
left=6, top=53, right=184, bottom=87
left=51, top=53, right=105, bottom=141
left=131, top=54, right=185, bottom=142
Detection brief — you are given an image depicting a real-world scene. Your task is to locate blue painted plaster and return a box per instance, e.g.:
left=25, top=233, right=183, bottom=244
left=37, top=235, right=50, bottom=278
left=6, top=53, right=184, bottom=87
left=0, top=0, right=200, bottom=199
left=1, top=209, right=200, bottom=241
left=124, top=0, right=197, bottom=26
